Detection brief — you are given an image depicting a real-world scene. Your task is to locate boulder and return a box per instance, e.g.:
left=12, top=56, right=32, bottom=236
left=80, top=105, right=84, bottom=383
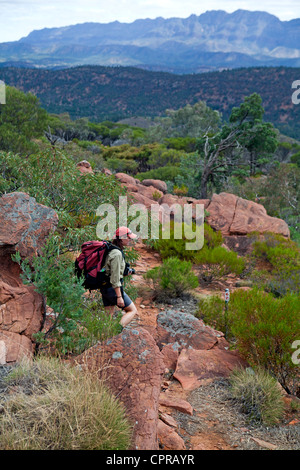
left=141, top=179, right=168, bottom=194
left=115, top=172, right=137, bottom=186
left=101, top=168, right=112, bottom=176
left=76, top=327, right=165, bottom=450
left=0, top=192, right=59, bottom=261
left=76, top=160, right=94, bottom=174
left=125, top=183, right=163, bottom=200
left=173, top=348, right=247, bottom=391
left=159, top=194, right=209, bottom=223
left=230, top=196, right=290, bottom=237
left=206, top=192, right=290, bottom=238
left=156, top=311, right=225, bottom=353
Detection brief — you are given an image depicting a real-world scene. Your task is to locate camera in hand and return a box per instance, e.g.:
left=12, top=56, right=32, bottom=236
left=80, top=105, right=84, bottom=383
left=124, top=262, right=136, bottom=276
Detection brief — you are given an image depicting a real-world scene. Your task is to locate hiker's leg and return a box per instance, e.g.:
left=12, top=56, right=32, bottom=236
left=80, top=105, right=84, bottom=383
left=120, top=302, right=138, bottom=327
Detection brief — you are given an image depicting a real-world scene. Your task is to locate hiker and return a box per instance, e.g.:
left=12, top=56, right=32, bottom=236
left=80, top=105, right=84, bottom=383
left=100, top=226, right=138, bottom=328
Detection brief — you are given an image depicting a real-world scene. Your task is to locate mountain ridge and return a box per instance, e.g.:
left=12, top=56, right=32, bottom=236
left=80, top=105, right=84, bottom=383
left=1, top=10, right=300, bottom=73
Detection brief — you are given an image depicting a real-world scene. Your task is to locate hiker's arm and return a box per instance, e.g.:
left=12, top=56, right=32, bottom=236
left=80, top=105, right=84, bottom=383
left=109, top=251, right=123, bottom=289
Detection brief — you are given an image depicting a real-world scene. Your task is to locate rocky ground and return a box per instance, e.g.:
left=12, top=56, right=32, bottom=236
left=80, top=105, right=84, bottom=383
left=0, top=239, right=299, bottom=451
left=129, top=241, right=300, bottom=451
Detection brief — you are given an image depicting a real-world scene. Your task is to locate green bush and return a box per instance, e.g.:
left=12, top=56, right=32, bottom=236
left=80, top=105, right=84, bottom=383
left=153, top=222, right=222, bottom=261
left=250, top=232, right=300, bottom=295
left=197, top=294, right=229, bottom=335
left=136, top=165, right=181, bottom=182
left=0, top=148, right=125, bottom=231
left=230, top=289, right=300, bottom=393
left=106, top=157, right=138, bottom=174
left=12, top=235, right=123, bottom=355
left=0, top=357, right=132, bottom=450
left=195, top=288, right=300, bottom=393
left=229, top=368, right=285, bottom=426
left=144, top=257, right=198, bottom=301
left=195, top=246, right=246, bottom=283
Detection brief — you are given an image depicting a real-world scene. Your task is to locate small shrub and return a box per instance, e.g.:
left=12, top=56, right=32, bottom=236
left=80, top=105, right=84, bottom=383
left=195, top=288, right=300, bottom=393
left=195, top=246, right=246, bottom=283
left=144, top=257, right=198, bottom=301
left=153, top=222, right=223, bottom=261
left=229, top=289, right=300, bottom=393
left=152, top=189, right=162, bottom=201
left=250, top=232, right=300, bottom=295
left=203, top=223, right=223, bottom=249
left=196, top=294, right=230, bottom=336
left=229, top=368, right=285, bottom=426
left=0, top=357, right=132, bottom=450
left=173, top=184, right=189, bottom=196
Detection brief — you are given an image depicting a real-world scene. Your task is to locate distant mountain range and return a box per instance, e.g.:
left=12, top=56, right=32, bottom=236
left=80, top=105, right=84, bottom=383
left=0, top=10, right=300, bottom=73
left=1, top=65, right=299, bottom=139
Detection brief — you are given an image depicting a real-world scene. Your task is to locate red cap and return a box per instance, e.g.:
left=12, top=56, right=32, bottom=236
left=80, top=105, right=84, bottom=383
left=115, top=226, right=138, bottom=239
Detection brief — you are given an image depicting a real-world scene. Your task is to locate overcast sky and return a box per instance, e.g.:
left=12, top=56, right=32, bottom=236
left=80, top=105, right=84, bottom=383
left=0, top=0, right=299, bottom=42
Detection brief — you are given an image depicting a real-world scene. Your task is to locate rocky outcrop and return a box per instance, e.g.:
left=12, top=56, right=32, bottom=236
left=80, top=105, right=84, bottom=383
left=114, top=172, right=290, bottom=252
left=206, top=192, right=290, bottom=238
left=0, top=192, right=59, bottom=261
left=76, top=327, right=165, bottom=450
left=156, top=310, right=225, bottom=353
left=75, top=305, right=247, bottom=450
left=156, top=310, right=246, bottom=391
left=0, top=192, right=59, bottom=363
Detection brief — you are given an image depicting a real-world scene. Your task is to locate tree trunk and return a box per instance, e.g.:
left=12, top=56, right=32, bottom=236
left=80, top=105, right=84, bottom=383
left=200, top=170, right=209, bottom=198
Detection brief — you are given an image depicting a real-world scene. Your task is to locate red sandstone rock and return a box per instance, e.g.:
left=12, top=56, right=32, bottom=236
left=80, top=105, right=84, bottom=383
left=0, top=192, right=58, bottom=363
left=160, top=343, right=179, bottom=370
left=206, top=192, right=290, bottom=237
left=125, top=183, right=163, bottom=200
left=0, top=330, right=33, bottom=363
left=115, top=172, right=137, bottom=185
left=159, top=412, right=178, bottom=428
left=157, top=419, right=186, bottom=450
left=173, top=348, right=247, bottom=391
left=156, top=311, right=224, bottom=353
left=159, top=396, right=193, bottom=416
left=0, top=192, right=59, bottom=261
left=101, top=168, right=112, bottom=176
left=0, top=280, right=44, bottom=338
left=76, top=327, right=165, bottom=450
left=76, top=160, right=94, bottom=174
left=141, top=179, right=168, bottom=193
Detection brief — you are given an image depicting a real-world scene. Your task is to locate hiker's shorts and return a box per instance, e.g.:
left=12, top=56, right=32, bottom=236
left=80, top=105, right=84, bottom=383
left=100, top=286, right=132, bottom=308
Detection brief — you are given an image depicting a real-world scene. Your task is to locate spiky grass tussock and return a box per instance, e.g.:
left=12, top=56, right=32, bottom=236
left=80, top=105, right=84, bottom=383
left=0, top=356, right=132, bottom=450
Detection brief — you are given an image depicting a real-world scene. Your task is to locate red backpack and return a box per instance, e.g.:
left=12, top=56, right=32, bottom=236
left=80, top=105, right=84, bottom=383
left=75, top=240, right=121, bottom=290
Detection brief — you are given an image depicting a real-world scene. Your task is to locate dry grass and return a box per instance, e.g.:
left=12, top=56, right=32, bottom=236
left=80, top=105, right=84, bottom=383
left=229, top=368, right=285, bottom=426
left=0, top=356, right=132, bottom=450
